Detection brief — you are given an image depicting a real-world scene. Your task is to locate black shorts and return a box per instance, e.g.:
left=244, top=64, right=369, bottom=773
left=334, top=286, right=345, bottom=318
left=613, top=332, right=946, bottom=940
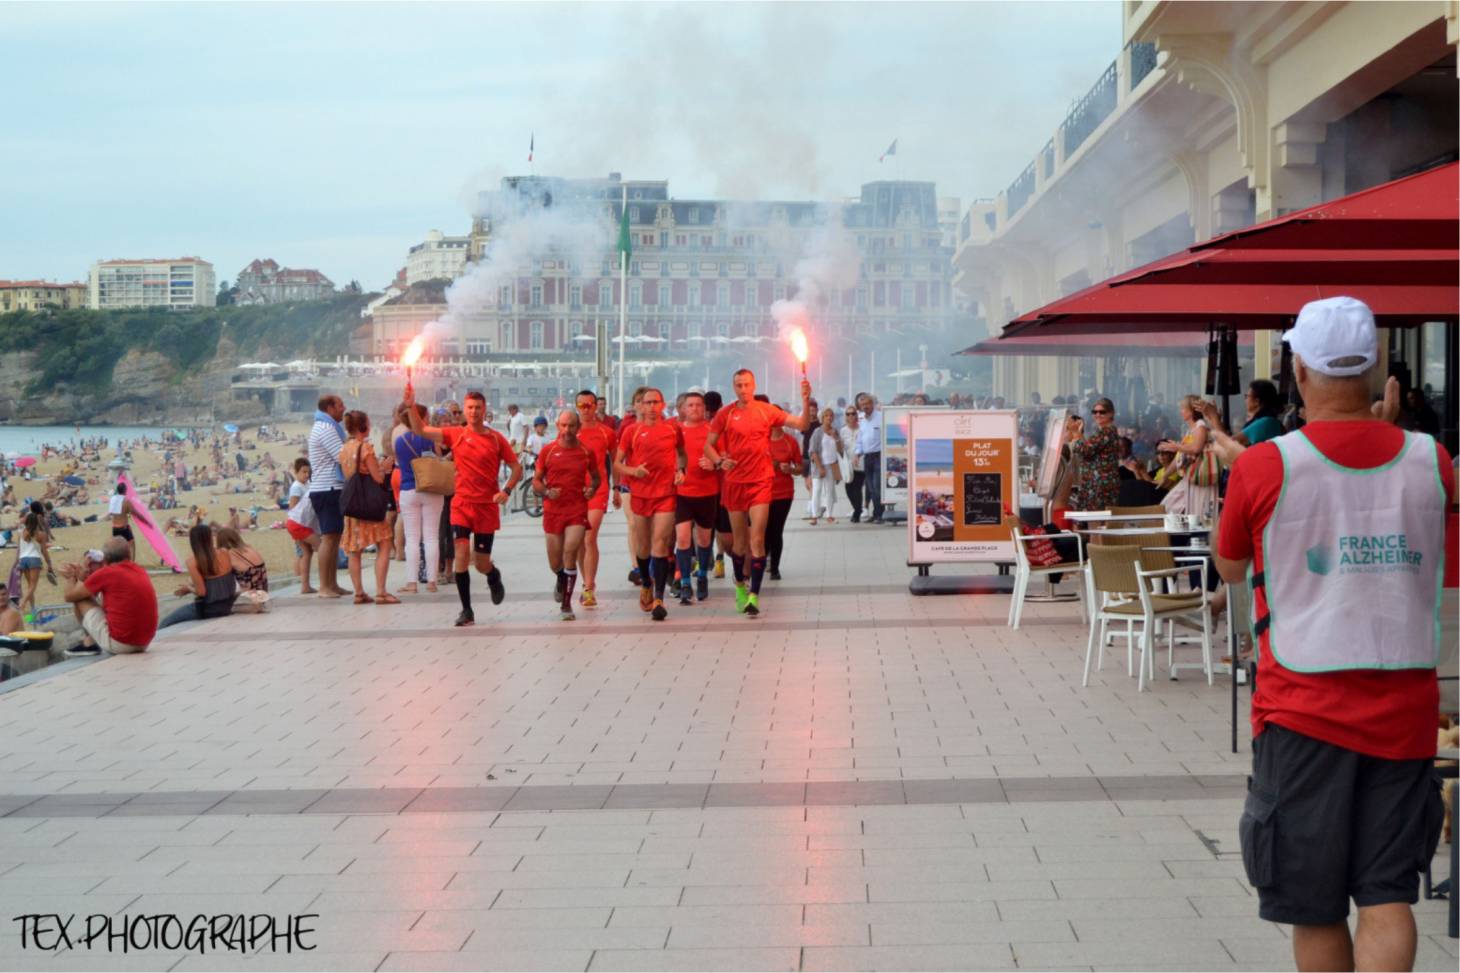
left=1240, top=724, right=1445, bottom=925
left=310, top=489, right=343, bottom=536
left=714, top=499, right=731, bottom=535
left=676, top=494, right=717, bottom=530
left=451, top=526, right=494, bottom=554
left=111, top=526, right=134, bottom=542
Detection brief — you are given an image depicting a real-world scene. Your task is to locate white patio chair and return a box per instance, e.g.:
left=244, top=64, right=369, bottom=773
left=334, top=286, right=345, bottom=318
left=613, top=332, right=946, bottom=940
left=1007, top=519, right=1085, bottom=630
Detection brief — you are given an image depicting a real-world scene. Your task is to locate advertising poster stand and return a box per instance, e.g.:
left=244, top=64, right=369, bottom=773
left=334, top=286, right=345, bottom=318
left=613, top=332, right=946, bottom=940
left=879, top=405, right=946, bottom=524
left=906, top=410, right=1020, bottom=596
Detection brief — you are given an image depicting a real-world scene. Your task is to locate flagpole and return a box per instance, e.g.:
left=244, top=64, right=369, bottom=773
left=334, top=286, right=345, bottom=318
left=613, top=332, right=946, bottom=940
left=617, top=184, right=628, bottom=418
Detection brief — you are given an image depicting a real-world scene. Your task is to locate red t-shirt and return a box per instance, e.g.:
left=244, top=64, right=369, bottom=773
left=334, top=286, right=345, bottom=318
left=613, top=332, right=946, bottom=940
left=441, top=425, right=515, bottom=506
left=538, top=439, right=593, bottom=516
left=84, top=561, right=158, bottom=648
left=621, top=421, right=684, bottom=499
left=577, top=421, right=615, bottom=501
left=1218, top=421, right=1455, bottom=760
left=676, top=422, right=719, bottom=498
left=768, top=435, right=803, bottom=500
left=709, top=400, right=791, bottom=485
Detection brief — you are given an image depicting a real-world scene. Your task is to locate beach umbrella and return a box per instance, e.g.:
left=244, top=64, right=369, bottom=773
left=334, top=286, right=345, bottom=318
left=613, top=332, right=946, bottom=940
left=13, top=457, right=36, bottom=468
left=106, top=458, right=129, bottom=470
left=62, top=475, right=85, bottom=487
left=223, top=423, right=239, bottom=433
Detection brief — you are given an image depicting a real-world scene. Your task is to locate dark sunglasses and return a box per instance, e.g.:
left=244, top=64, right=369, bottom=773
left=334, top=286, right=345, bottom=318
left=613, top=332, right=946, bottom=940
left=1092, top=409, right=1111, bottom=415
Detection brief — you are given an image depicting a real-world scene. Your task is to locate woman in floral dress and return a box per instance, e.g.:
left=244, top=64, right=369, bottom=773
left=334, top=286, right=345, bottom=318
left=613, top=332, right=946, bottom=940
left=339, top=410, right=399, bottom=605
left=1068, top=397, right=1120, bottom=512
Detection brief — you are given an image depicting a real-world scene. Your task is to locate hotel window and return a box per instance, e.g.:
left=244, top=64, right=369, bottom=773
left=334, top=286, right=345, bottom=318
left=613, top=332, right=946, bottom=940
left=688, top=286, right=700, bottom=308
left=688, top=207, right=699, bottom=224
left=658, top=321, right=670, bottom=339
left=570, top=321, right=583, bottom=338
left=530, top=321, right=544, bottom=349
left=531, top=284, right=543, bottom=307
left=500, top=285, right=512, bottom=306
left=630, top=320, right=642, bottom=336
left=599, top=284, right=612, bottom=309
left=659, top=232, right=668, bottom=247
left=630, top=206, right=640, bottom=220
left=675, top=234, right=687, bottom=246
left=629, top=282, right=641, bottom=308
left=716, top=284, right=729, bottom=307
left=701, top=235, right=712, bottom=248
left=658, top=284, right=670, bottom=306
left=570, top=285, right=581, bottom=307
left=717, top=321, right=728, bottom=337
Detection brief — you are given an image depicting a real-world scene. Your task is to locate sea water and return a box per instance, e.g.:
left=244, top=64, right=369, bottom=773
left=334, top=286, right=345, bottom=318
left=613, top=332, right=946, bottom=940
left=0, top=425, right=188, bottom=456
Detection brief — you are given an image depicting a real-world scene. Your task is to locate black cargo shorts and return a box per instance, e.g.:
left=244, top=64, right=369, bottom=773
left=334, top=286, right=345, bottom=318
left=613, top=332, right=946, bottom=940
left=1240, top=723, right=1445, bottom=926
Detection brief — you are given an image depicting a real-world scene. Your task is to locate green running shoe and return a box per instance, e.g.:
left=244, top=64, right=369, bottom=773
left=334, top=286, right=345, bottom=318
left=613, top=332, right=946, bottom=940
left=745, top=593, right=760, bottom=616
left=734, top=584, right=749, bottom=613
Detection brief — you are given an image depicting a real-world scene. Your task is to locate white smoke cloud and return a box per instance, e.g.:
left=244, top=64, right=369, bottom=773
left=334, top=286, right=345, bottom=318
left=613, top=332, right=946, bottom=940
left=770, top=213, right=862, bottom=341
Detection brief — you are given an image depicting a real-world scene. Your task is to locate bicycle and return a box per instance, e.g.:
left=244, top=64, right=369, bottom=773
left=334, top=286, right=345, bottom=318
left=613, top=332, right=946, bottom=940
left=505, top=452, right=542, bottom=517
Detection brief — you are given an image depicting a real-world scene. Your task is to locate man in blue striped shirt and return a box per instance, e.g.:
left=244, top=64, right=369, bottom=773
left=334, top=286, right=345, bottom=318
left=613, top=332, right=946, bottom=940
left=307, top=394, right=350, bottom=598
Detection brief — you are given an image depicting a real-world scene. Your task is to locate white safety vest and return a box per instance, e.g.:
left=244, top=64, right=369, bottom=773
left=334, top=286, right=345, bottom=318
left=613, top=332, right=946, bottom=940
left=1259, top=429, right=1445, bottom=672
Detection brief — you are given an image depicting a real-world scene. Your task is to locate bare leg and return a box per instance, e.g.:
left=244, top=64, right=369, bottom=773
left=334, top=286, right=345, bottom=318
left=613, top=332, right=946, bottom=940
left=1292, top=922, right=1354, bottom=972
left=347, top=551, right=365, bottom=595
left=298, top=537, right=318, bottom=593
left=20, top=568, right=39, bottom=615
left=747, top=502, right=771, bottom=558
left=1353, top=903, right=1416, bottom=972
left=318, top=533, right=348, bottom=596
left=373, top=537, right=392, bottom=597
left=650, top=511, right=675, bottom=558
left=580, top=508, right=604, bottom=591
left=545, top=533, right=564, bottom=573
left=562, top=525, right=585, bottom=568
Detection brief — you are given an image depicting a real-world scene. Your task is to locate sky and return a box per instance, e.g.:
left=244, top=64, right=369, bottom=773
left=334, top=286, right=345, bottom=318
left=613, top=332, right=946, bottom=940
left=2, top=1, right=1121, bottom=291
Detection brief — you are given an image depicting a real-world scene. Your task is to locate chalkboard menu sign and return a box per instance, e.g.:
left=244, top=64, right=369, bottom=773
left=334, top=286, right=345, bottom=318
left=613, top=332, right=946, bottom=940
left=962, top=472, right=1002, bottom=526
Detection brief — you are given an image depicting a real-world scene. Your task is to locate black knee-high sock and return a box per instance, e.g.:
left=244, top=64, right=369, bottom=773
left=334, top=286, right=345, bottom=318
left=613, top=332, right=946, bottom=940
left=562, top=568, right=577, bottom=608
left=675, top=547, right=693, bottom=585
left=637, top=556, right=652, bottom=589
left=455, top=571, right=471, bottom=612
left=750, top=556, right=767, bottom=595
left=731, top=553, right=746, bottom=584
left=696, top=544, right=713, bottom=578
left=651, top=556, right=669, bottom=599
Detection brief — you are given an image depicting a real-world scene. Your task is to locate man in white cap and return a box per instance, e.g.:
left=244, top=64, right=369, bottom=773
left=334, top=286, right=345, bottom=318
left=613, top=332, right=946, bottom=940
left=1215, top=296, right=1455, bottom=972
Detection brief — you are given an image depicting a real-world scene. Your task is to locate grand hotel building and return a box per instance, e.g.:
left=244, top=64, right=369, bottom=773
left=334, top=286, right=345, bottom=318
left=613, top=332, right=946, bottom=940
left=371, top=177, right=971, bottom=378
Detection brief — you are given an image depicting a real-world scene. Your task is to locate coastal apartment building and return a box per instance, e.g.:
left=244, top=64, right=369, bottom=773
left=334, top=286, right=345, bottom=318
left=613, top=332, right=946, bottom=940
left=952, top=0, right=1457, bottom=433
left=373, top=174, right=968, bottom=364
left=234, top=258, right=335, bottom=304
left=0, top=280, right=87, bottom=312
left=88, top=257, right=216, bottom=310
left=406, top=230, right=470, bottom=285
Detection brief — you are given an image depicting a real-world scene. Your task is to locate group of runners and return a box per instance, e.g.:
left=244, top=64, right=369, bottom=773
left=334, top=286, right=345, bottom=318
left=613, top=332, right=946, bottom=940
left=402, top=368, right=813, bottom=625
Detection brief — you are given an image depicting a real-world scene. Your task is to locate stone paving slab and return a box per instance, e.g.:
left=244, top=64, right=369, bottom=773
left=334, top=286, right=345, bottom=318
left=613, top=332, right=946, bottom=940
left=0, top=513, right=1450, bottom=970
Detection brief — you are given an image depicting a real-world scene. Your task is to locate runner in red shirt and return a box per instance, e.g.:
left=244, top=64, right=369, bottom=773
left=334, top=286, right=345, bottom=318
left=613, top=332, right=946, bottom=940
left=404, top=387, right=521, bottom=627
left=704, top=368, right=814, bottom=616
left=573, top=390, right=616, bottom=608
left=533, top=410, right=601, bottom=621
left=613, top=388, right=647, bottom=587
left=672, top=391, right=719, bottom=605
left=614, top=387, right=686, bottom=620
left=766, top=420, right=803, bottom=581
left=1214, top=297, right=1453, bottom=969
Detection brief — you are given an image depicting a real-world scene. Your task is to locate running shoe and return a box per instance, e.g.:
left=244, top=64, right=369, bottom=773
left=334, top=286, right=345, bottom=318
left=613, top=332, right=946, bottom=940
left=639, top=587, right=654, bottom=612
left=454, top=610, right=475, bottom=627
left=628, top=568, right=641, bottom=585
left=769, top=569, right=782, bottom=581
left=678, top=581, right=693, bottom=606
left=488, top=572, right=506, bottom=605
left=696, top=575, right=709, bottom=601
left=560, top=608, right=576, bottom=622
left=713, top=558, right=725, bottom=579
left=580, top=588, right=597, bottom=608
left=651, top=600, right=668, bottom=621
left=744, top=593, right=760, bottom=616
left=734, top=584, right=749, bottom=613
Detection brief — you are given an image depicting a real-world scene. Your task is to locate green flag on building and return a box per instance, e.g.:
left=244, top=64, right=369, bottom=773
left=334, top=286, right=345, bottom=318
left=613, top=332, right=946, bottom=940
left=617, top=206, right=632, bottom=263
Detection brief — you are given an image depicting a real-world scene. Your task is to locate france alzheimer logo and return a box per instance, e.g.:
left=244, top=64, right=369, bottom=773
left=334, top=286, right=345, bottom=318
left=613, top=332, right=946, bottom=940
left=1309, top=533, right=1425, bottom=576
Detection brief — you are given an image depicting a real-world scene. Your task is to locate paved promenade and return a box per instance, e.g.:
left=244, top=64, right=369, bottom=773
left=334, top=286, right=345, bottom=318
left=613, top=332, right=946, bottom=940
left=0, top=512, right=1452, bottom=971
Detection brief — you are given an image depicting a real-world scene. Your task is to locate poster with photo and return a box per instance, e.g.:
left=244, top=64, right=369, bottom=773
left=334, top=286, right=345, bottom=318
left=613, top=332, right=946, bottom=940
left=880, top=405, right=946, bottom=510
left=907, top=410, right=1019, bottom=564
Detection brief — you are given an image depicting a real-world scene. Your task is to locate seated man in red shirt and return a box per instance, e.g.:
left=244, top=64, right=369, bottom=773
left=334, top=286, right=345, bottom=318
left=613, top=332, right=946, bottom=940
left=1215, top=297, right=1453, bottom=973
left=60, top=536, right=158, bottom=655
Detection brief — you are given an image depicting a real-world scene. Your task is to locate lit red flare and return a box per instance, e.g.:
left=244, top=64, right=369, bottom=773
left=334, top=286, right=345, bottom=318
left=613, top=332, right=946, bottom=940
left=401, top=335, right=427, bottom=369
left=789, top=328, right=809, bottom=365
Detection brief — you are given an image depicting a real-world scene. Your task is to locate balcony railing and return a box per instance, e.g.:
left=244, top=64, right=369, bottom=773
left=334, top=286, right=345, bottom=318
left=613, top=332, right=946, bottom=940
left=1129, top=41, right=1158, bottom=90
left=1006, top=162, right=1036, bottom=219
left=960, top=211, right=971, bottom=242
left=1041, top=139, right=1055, bottom=180
left=1061, top=59, right=1117, bottom=158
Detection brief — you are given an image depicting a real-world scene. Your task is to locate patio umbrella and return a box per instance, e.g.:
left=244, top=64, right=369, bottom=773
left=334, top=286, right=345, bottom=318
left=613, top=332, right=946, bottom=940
left=13, top=457, right=35, bottom=468
left=961, top=329, right=1253, bottom=358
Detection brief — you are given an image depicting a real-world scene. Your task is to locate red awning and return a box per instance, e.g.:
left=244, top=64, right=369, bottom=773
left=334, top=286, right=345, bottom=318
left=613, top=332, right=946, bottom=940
left=1000, top=163, right=1460, bottom=339
left=959, top=330, right=1252, bottom=358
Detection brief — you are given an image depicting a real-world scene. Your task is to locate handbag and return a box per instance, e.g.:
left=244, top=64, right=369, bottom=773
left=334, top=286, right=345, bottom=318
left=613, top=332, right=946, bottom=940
left=403, top=434, right=456, bottom=496
left=340, top=441, right=389, bottom=522
left=1022, top=526, right=1064, bottom=567
left=1162, top=473, right=1193, bottom=514
left=1188, top=445, right=1221, bottom=488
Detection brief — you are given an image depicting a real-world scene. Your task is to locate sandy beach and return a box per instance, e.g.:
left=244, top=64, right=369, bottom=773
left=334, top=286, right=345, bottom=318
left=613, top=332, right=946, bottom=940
left=11, top=422, right=320, bottom=613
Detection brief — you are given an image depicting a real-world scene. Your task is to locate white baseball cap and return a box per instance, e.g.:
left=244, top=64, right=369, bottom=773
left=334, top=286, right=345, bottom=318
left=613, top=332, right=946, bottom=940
left=1283, top=296, right=1378, bottom=377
